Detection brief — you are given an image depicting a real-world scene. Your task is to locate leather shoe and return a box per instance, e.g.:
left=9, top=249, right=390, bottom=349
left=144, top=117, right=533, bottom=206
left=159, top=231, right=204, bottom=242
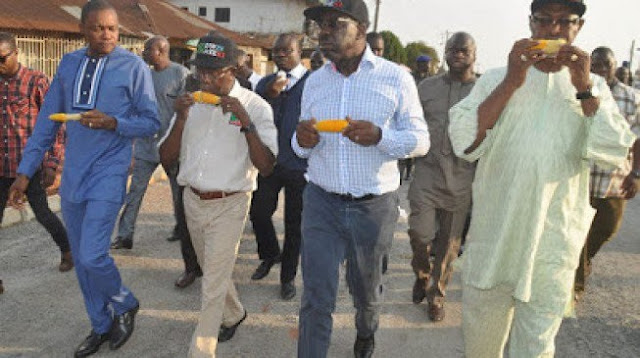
left=109, top=303, right=139, bottom=350
left=250, top=258, right=280, bottom=280
left=353, top=335, right=375, bottom=358
left=59, top=251, right=74, bottom=272
left=428, top=301, right=445, bottom=322
left=280, top=281, right=296, bottom=300
left=111, top=237, right=133, bottom=250
left=175, top=271, right=199, bottom=289
left=166, top=234, right=180, bottom=242
left=412, top=279, right=426, bottom=304
left=74, top=330, right=109, bottom=358
left=218, top=310, right=247, bottom=343
left=0, top=279, right=3, bottom=294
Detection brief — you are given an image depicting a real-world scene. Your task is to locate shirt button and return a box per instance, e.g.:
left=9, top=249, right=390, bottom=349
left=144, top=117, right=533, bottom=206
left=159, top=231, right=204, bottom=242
left=91, top=59, right=96, bottom=63
left=83, top=91, right=88, bottom=95
left=86, top=74, right=91, bottom=78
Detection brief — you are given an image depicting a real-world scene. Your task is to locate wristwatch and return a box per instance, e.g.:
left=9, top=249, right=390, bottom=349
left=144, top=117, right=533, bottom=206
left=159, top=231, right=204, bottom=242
left=576, top=85, right=599, bottom=100
left=631, top=169, right=640, bottom=179
left=240, top=122, right=256, bottom=133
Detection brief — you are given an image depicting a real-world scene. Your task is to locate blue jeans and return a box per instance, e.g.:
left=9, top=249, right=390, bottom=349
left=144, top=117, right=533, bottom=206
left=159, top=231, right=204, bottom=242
left=117, top=159, right=181, bottom=240
left=298, top=183, right=398, bottom=358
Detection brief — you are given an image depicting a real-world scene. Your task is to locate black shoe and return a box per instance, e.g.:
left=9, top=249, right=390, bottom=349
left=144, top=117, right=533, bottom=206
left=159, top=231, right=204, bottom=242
left=166, top=235, right=180, bottom=242
left=0, top=279, right=4, bottom=294
left=74, top=330, right=109, bottom=358
left=175, top=271, right=199, bottom=289
left=109, top=303, right=139, bottom=350
left=218, top=310, right=247, bottom=343
left=353, top=335, right=375, bottom=358
left=428, top=301, right=445, bottom=322
left=280, top=281, right=296, bottom=300
left=412, top=279, right=426, bottom=304
left=250, top=258, right=280, bottom=280
left=110, top=237, right=133, bottom=250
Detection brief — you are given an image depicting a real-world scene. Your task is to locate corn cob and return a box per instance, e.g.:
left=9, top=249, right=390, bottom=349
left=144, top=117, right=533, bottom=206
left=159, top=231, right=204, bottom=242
left=49, top=113, right=82, bottom=122
left=193, top=91, right=221, bottom=105
left=530, top=39, right=567, bottom=55
left=314, top=119, right=348, bottom=132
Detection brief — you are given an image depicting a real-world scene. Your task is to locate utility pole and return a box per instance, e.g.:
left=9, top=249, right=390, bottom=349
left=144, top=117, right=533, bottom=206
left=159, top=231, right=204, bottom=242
left=373, top=0, right=381, bottom=32
left=630, top=39, right=636, bottom=71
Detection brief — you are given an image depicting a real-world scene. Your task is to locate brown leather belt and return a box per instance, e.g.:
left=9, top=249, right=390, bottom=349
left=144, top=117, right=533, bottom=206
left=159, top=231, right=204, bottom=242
left=190, top=187, right=240, bottom=200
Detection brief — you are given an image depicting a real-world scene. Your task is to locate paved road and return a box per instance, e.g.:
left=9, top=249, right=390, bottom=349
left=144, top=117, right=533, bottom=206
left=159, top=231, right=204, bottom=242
left=1, top=180, right=638, bottom=357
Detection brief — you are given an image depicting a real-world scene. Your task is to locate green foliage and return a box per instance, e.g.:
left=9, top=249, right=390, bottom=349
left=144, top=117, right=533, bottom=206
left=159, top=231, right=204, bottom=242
left=405, top=41, right=440, bottom=72
left=379, top=30, right=407, bottom=65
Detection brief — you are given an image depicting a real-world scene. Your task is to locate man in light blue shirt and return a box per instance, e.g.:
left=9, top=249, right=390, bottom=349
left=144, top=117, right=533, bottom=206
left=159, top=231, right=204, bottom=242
left=295, top=1, right=429, bottom=357
left=8, top=1, right=159, bottom=356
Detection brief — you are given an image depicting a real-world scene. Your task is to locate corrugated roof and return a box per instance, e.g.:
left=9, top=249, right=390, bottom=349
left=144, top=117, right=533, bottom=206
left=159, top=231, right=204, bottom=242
left=0, top=0, right=271, bottom=48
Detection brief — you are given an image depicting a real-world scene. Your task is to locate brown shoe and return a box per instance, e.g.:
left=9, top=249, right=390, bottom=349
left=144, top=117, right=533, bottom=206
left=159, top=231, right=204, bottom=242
left=175, top=271, right=198, bottom=289
left=0, top=279, right=4, bottom=294
left=428, top=302, right=445, bottom=322
left=59, top=251, right=74, bottom=272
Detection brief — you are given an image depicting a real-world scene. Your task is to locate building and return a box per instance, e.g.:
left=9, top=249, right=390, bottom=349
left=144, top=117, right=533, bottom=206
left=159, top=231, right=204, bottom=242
left=170, top=0, right=318, bottom=35
left=0, top=0, right=272, bottom=78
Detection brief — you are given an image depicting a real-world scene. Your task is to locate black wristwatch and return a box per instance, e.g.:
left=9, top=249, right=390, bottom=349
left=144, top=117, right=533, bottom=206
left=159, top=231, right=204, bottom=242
left=631, top=169, right=640, bottom=179
left=240, top=122, right=256, bottom=133
left=576, top=85, right=598, bottom=100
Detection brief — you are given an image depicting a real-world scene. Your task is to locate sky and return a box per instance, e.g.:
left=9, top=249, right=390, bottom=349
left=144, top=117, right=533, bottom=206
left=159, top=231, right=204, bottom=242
left=364, top=0, right=640, bottom=73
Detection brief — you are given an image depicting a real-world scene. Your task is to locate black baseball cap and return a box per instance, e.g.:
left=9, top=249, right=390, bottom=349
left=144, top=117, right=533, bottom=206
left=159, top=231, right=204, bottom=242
left=531, top=0, right=586, bottom=17
left=304, top=0, right=370, bottom=26
left=188, top=34, right=238, bottom=69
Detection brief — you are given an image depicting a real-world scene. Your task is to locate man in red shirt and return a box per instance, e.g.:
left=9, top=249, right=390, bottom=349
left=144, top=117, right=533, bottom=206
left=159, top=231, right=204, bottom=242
left=0, top=32, right=71, bottom=273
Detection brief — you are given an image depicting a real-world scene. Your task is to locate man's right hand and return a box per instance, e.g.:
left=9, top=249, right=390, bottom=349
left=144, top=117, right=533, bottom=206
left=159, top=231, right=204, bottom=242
left=265, top=75, right=289, bottom=98
left=505, top=39, right=546, bottom=89
left=8, top=174, right=30, bottom=210
left=296, top=119, right=319, bottom=148
left=174, top=93, right=195, bottom=118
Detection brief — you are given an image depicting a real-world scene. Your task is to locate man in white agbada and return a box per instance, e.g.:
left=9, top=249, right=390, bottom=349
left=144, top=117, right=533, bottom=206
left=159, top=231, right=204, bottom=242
left=449, top=0, right=636, bottom=357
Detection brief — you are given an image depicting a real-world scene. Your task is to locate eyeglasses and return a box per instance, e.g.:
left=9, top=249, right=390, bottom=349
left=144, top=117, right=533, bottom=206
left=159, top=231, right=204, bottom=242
left=0, top=51, right=15, bottom=64
left=316, top=16, right=357, bottom=31
left=196, top=66, right=232, bottom=81
left=531, top=15, right=581, bottom=28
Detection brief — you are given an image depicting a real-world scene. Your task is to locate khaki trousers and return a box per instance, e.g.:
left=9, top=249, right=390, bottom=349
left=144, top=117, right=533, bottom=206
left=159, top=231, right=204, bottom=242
left=184, top=189, right=251, bottom=358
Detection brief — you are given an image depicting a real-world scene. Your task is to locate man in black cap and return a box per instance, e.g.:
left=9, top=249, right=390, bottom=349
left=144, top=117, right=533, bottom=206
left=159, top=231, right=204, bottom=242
left=297, top=1, right=430, bottom=357
left=449, top=1, right=635, bottom=357
left=159, top=33, right=277, bottom=357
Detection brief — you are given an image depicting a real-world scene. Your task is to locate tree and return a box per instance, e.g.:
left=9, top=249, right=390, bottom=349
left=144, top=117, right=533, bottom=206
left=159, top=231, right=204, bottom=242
left=405, top=41, right=440, bottom=72
left=380, top=30, right=407, bottom=65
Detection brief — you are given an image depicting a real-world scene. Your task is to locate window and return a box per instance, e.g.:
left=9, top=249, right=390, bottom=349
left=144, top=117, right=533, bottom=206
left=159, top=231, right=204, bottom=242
left=215, top=8, right=230, bottom=22
left=181, top=6, right=188, bottom=11
left=198, top=6, right=207, bottom=17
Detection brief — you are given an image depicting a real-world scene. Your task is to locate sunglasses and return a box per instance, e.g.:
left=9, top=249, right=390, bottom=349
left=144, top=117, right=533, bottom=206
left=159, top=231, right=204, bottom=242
left=0, top=50, right=15, bottom=64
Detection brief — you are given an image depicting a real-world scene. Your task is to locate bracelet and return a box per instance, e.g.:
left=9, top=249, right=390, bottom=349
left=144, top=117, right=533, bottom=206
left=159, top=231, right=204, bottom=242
left=240, top=122, right=256, bottom=133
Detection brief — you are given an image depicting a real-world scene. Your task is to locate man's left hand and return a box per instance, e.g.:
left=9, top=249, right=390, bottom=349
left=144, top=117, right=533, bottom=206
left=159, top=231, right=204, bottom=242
left=42, top=168, right=57, bottom=188
left=556, top=45, right=591, bottom=91
left=8, top=175, right=30, bottom=210
left=620, top=174, right=640, bottom=199
left=342, top=118, right=382, bottom=146
left=219, top=96, right=250, bottom=127
left=80, top=110, right=117, bottom=130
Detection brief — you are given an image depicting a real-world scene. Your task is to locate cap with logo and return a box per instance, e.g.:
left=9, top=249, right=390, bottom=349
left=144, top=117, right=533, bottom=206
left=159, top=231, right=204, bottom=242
left=530, top=0, right=586, bottom=17
left=304, top=0, right=369, bottom=26
left=188, top=34, right=238, bottom=69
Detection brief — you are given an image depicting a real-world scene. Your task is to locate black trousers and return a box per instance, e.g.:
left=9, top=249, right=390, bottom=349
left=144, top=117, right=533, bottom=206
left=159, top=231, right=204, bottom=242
left=165, top=164, right=201, bottom=275
left=249, top=165, right=306, bottom=284
left=0, top=170, right=70, bottom=253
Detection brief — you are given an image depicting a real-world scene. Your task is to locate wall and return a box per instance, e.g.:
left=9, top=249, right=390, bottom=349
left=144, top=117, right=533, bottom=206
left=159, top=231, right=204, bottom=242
left=171, top=0, right=308, bottom=34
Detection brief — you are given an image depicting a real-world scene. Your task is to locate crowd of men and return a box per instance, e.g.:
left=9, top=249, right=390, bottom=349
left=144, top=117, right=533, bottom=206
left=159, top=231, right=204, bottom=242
left=1, top=0, right=638, bottom=357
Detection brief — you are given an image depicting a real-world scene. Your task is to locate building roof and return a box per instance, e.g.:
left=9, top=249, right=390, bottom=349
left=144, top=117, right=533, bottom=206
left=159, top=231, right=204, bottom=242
left=0, top=0, right=271, bottom=48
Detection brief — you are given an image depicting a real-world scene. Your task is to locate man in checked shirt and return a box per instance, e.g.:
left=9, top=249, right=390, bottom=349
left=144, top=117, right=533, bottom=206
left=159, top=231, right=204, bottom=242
left=0, top=32, right=72, bottom=273
left=574, top=46, right=640, bottom=300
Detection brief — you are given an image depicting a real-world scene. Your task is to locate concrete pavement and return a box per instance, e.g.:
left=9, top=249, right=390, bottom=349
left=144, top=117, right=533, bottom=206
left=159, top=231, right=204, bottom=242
left=0, top=180, right=638, bottom=357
